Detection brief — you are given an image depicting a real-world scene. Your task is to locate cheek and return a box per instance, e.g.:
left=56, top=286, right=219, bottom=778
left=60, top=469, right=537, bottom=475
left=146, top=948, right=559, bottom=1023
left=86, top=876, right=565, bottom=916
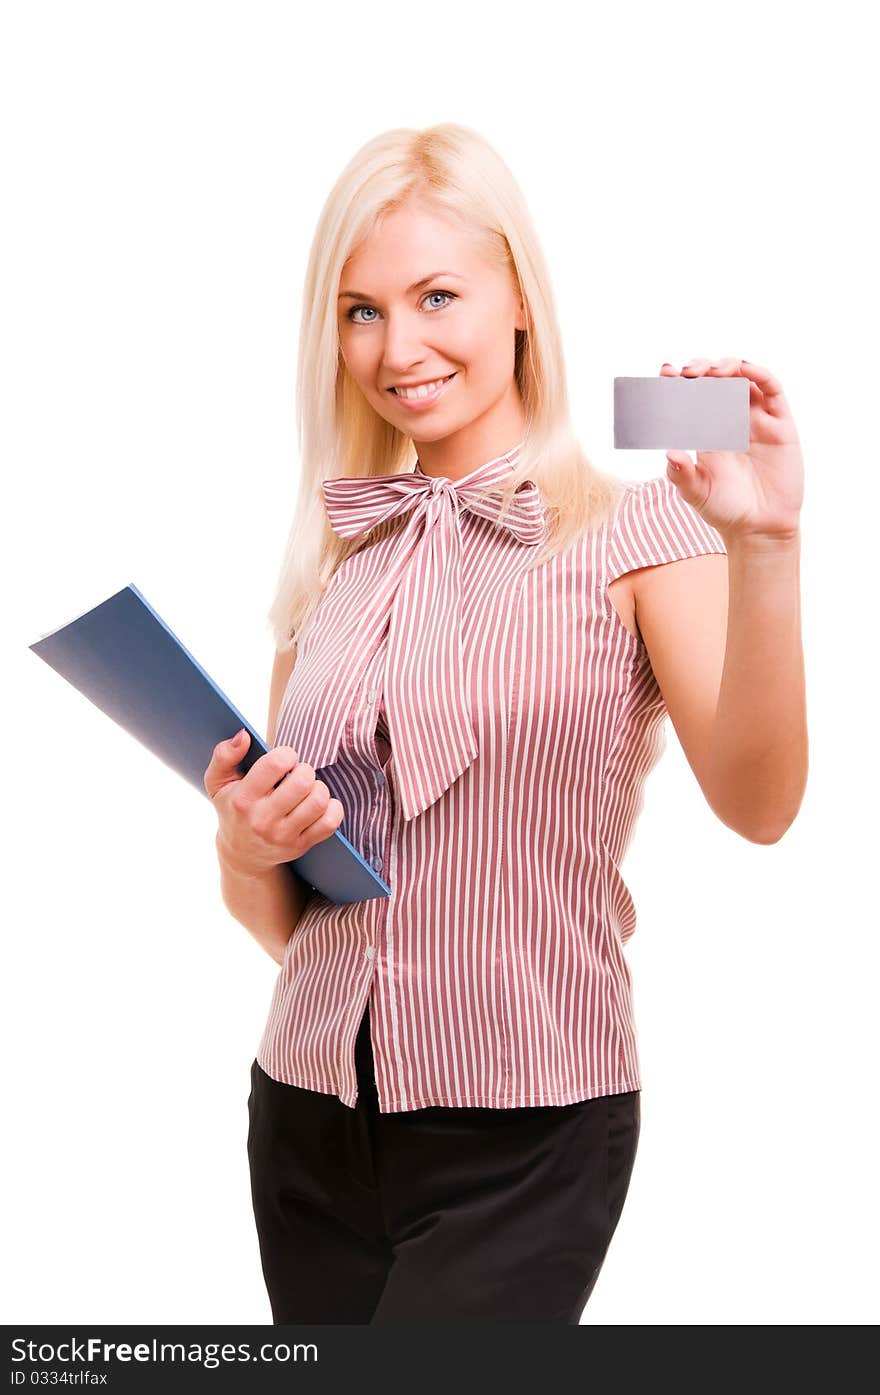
left=454, top=316, right=514, bottom=374
left=451, top=321, right=488, bottom=356
left=340, top=337, right=375, bottom=383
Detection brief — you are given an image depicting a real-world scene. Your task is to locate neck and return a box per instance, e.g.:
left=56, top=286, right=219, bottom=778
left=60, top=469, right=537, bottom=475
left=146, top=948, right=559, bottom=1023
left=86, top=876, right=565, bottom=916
left=416, top=435, right=527, bottom=482
left=413, top=391, right=528, bottom=482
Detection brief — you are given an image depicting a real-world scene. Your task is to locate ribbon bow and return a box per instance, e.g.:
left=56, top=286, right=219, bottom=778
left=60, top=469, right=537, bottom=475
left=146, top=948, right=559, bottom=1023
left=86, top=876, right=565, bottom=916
left=313, top=443, right=548, bottom=821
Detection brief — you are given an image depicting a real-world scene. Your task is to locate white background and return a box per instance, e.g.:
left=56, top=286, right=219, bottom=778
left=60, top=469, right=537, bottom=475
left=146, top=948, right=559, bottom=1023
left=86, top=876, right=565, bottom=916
left=4, top=0, right=878, bottom=1326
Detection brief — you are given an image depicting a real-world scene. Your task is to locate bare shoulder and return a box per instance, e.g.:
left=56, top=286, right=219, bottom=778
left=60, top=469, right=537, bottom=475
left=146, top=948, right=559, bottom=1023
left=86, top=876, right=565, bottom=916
left=632, top=550, right=728, bottom=604
left=609, top=552, right=728, bottom=645
left=267, top=644, right=298, bottom=748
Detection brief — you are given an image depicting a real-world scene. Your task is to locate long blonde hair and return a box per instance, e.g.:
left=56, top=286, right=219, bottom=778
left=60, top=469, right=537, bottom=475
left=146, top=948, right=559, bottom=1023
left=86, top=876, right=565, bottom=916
left=267, top=122, right=625, bottom=653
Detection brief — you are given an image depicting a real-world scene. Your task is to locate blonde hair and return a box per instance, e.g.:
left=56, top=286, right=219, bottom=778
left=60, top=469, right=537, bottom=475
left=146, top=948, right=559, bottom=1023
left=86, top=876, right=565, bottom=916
left=267, top=121, right=625, bottom=653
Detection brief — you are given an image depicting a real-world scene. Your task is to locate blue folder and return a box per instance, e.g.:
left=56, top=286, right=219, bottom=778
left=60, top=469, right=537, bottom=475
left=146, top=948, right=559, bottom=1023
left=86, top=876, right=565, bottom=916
left=28, top=583, right=391, bottom=905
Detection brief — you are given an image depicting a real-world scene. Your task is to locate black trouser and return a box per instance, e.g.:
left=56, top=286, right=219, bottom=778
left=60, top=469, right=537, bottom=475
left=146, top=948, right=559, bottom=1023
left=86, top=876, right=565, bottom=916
left=247, top=1001, right=640, bottom=1324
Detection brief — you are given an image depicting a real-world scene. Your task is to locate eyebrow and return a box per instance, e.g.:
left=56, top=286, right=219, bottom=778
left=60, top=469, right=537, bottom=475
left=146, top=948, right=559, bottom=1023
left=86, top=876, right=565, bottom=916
left=337, top=271, right=465, bottom=301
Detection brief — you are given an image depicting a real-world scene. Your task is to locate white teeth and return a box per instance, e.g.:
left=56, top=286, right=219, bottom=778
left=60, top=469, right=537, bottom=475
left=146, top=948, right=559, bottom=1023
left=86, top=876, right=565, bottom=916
left=394, top=375, right=452, bottom=399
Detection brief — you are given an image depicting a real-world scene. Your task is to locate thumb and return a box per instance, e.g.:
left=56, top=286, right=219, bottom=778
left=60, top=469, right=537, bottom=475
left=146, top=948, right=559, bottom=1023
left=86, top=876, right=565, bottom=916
left=666, top=450, right=691, bottom=473
left=204, top=727, right=251, bottom=799
left=226, top=727, right=251, bottom=757
left=666, top=451, right=699, bottom=500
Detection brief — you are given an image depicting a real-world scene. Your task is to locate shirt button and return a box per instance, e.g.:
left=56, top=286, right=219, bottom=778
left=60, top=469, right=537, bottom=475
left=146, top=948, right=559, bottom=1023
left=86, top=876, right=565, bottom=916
left=364, top=945, right=376, bottom=961
left=371, top=855, right=383, bottom=871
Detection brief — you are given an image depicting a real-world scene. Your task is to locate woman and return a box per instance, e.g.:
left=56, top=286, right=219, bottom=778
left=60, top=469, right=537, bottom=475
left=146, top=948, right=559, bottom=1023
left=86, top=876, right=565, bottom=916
left=204, top=123, right=807, bottom=1324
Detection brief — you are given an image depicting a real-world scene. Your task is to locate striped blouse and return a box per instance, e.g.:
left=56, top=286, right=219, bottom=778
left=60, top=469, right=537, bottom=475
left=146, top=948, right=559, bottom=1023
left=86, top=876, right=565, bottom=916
left=256, top=443, right=727, bottom=1111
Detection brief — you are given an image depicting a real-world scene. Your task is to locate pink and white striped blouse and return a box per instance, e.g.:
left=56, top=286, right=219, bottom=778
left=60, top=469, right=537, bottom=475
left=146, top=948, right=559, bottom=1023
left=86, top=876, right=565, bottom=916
left=256, top=442, right=727, bottom=1111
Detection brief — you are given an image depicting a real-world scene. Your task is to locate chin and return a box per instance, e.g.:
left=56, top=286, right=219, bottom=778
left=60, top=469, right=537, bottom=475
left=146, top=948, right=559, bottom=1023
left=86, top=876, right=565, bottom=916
left=409, top=421, right=461, bottom=442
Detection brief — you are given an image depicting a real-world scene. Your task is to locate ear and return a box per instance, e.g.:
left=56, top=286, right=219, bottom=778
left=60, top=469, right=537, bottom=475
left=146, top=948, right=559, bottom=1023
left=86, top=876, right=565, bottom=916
left=515, top=298, right=526, bottom=332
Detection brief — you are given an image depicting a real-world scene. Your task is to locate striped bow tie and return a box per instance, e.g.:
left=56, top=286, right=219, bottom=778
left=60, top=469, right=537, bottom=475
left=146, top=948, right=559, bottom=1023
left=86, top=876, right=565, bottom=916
left=314, top=443, right=549, bottom=822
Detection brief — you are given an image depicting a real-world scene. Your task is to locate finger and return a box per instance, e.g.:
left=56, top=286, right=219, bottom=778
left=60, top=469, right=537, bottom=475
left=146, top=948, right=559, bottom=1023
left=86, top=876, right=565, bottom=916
left=208, top=729, right=248, bottom=766
left=244, top=746, right=304, bottom=800
left=706, top=357, right=766, bottom=406
left=738, top=360, right=792, bottom=418
left=265, top=770, right=327, bottom=825
left=681, top=358, right=713, bottom=376
left=204, top=730, right=248, bottom=796
left=710, top=356, right=791, bottom=416
left=665, top=452, right=710, bottom=509
left=282, top=790, right=344, bottom=845
left=294, top=805, right=345, bottom=854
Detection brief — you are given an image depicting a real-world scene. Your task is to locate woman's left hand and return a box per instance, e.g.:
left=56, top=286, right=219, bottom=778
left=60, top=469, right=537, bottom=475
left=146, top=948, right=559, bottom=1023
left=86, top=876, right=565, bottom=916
left=661, top=357, right=804, bottom=543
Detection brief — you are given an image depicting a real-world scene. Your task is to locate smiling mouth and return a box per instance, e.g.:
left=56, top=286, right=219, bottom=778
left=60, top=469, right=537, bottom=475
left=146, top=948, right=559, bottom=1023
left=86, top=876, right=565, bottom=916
left=389, top=374, right=457, bottom=398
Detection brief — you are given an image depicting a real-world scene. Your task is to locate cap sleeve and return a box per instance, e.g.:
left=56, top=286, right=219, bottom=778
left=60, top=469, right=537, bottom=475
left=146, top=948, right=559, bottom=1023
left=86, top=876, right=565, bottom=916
left=606, top=474, right=727, bottom=584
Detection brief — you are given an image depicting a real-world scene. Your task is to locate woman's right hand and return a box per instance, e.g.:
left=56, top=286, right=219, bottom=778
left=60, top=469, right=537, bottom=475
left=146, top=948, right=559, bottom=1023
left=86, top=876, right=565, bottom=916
left=203, top=730, right=345, bottom=878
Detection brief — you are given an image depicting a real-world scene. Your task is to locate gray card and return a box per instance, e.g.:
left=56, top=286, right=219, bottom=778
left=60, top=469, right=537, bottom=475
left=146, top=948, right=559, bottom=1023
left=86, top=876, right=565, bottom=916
left=614, top=375, right=750, bottom=450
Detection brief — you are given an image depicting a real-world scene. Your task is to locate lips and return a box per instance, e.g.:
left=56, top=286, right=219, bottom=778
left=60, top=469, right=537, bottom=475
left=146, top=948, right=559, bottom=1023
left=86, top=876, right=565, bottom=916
left=390, top=374, right=456, bottom=396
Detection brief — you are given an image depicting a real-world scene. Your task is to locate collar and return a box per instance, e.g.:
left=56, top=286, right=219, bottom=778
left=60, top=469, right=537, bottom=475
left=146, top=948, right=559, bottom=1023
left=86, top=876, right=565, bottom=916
left=312, top=442, right=548, bottom=821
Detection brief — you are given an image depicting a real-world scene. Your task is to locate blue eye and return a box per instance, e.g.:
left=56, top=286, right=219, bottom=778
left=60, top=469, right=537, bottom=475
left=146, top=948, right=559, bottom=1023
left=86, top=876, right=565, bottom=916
left=346, top=289, right=457, bottom=324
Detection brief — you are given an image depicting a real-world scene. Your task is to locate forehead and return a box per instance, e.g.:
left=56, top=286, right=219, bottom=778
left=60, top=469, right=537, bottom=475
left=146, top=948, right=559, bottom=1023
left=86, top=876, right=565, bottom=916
left=342, top=202, right=486, bottom=284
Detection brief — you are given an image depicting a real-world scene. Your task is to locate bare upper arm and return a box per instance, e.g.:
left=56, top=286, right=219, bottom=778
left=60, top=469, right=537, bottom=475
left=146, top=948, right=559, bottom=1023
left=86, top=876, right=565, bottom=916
left=267, top=644, right=298, bottom=748
left=631, top=553, right=729, bottom=806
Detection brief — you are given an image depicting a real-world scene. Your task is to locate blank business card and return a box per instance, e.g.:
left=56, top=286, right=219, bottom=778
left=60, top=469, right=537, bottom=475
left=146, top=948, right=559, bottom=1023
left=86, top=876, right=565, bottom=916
left=614, top=375, right=750, bottom=450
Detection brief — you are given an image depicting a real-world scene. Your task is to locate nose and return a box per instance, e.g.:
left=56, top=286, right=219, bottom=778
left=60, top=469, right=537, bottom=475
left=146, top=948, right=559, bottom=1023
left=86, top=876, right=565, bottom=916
left=380, top=316, right=433, bottom=375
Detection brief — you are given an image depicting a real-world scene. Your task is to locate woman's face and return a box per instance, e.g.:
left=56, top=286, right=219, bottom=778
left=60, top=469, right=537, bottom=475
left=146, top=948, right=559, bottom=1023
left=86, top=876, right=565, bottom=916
left=337, top=200, right=527, bottom=474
